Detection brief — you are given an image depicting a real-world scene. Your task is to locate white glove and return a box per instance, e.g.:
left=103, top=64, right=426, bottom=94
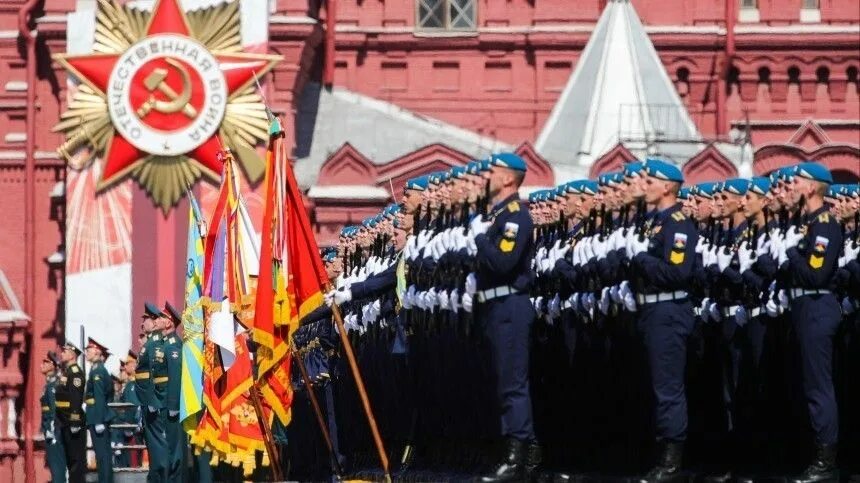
left=755, top=237, right=771, bottom=258
left=405, top=285, right=417, bottom=308
left=45, top=430, right=55, bottom=443
left=465, top=273, right=477, bottom=295
left=770, top=235, right=783, bottom=259
left=609, top=229, right=624, bottom=252
left=842, top=240, right=859, bottom=265
left=841, top=297, right=856, bottom=315
left=417, top=230, right=433, bottom=248
left=783, top=226, right=804, bottom=250
left=704, top=246, right=718, bottom=267
left=593, top=237, right=608, bottom=260
left=548, top=294, right=561, bottom=318
left=737, top=245, right=755, bottom=273
left=438, top=290, right=451, bottom=311
left=708, top=302, right=721, bottom=322
left=695, top=238, right=707, bottom=255
left=148, top=406, right=157, bottom=413
left=621, top=286, right=637, bottom=312
left=765, top=297, right=780, bottom=317
left=324, top=289, right=336, bottom=307
left=430, top=236, right=444, bottom=261
left=539, top=245, right=552, bottom=265
left=426, top=288, right=439, bottom=309
left=598, top=287, right=611, bottom=315
left=630, top=236, right=649, bottom=256
left=582, top=237, right=595, bottom=260
left=716, top=248, right=733, bottom=272
left=777, top=289, right=789, bottom=309
left=404, top=235, right=417, bottom=260
left=450, top=289, right=460, bottom=312
left=466, top=236, right=478, bottom=256
left=533, top=296, right=544, bottom=314
left=573, top=243, right=584, bottom=266
left=169, top=410, right=179, bottom=418
left=700, top=298, right=711, bottom=323
left=334, top=288, right=353, bottom=305
left=95, top=423, right=106, bottom=434
left=735, top=307, right=749, bottom=327
left=415, top=291, right=427, bottom=310
left=461, top=292, right=473, bottom=312
left=609, top=284, right=622, bottom=304
left=581, top=293, right=595, bottom=314
left=778, top=247, right=789, bottom=267
left=470, top=215, right=491, bottom=236
left=70, top=427, right=81, bottom=434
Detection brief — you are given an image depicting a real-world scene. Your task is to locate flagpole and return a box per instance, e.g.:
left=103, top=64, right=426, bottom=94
left=250, top=381, right=284, bottom=481
left=328, top=299, right=391, bottom=482
left=290, top=343, right=342, bottom=478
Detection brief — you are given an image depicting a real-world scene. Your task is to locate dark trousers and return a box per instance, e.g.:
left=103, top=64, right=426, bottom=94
left=45, top=435, right=67, bottom=483
left=482, top=294, right=536, bottom=442
left=89, top=426, right=114, bottom=483
left=61, top=426, right=87, bottom=483
left=164, top=411, right=184, bottom=481
left=143, top=409, right=167, bottom=482
left=790, top=294, right=841, bottom=446
left=637, top=300, right=695, bottom=442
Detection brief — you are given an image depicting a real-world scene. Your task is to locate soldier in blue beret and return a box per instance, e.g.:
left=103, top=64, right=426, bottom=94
left=628, top=158, right=698, bottom=481
left=470, top=152, right=540, bottom=481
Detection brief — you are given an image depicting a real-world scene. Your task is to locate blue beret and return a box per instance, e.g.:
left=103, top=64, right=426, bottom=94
left=643, top=158, right=684, bottom=183
left=623, top=162, right=644, bottom=178
left=826, top=184, right=842, bottom=198
left=528, top=191, right=542, bottom=203
left=405, top=175, right=429, bottom=191
left=843, top=184, right=859, bottom=197
left=694, top=182, right=718, bottom=198
left=580, top=180, right=599, bottom=195
left=563, top=181, right=582, bottom=194
left=794, top=161, right=833, bottom=184
left=777, top=165, right=797, bottom=182
left=544, top=189, right=558, bottom=201
left=322, top=250, right=337, bottom=263
left=451, top=166, right=466, bottom=179
left=361, top=217, right=375, bottom=228
left=598, top=172, right=622, bottom=186
left=723, top=178, right=750, bottom=196
left=489, top=152, right=527, bottom=172
left=555, top=185, right=567, bottom=197
left=465, top=161, right=482, bottom=175
left=678, top=187, right=691, bottom=200
left=749, top=176, right=771, bottom=196
left=144, top=301, right=161, bottom=319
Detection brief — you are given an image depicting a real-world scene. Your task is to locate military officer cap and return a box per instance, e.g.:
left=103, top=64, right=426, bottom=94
left=623, top=161, right=644, bottom=178
left=794, top=161, right=833, bottom=184
left=405, top=175, right=429, bottom=192
left=749, top=176, right=772, bottom=196
left=489, top=152, right=527, bottom=172
left=678, top=187, right=691, bottom=200
left=86, top=337, right=110, bottom=357
left=44, top=350, right=61, bottom=367
left=162, top=301, right=182, bottom=327
left=143, top=301, right=162, bottom=319
left=63, top=341, right=82, bottom=356
left=643, top=158, right=684, bottom=183
left=723, top=178, right=750, bottom=195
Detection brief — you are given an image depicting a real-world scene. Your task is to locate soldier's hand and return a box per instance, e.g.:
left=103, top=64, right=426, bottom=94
left=95, top=423, right=106, bottom=434
left=461, top=292, right=474, bottom=313
left=70, top=427, right=81, bottom=434
left=469, top=215, right=491, bottom=236
left=737, top=245, right=755, bottom=273
left=630, top=235, right=649, bottom=256
left=333, top=288, right=353, bottom=305
left=465, top=273, right=477, bottom=295
left=783, top=226, right=804, bottom=250
left=716, top=248, right=733, bottom=271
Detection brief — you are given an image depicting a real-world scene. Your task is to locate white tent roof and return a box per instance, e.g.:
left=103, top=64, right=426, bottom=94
left=535, top=0, right=701, bottom=179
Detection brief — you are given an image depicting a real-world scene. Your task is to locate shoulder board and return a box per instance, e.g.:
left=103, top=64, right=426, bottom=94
left=71, top=365, right=80, bottom=373
left=153, top=334, right=161, bottom=341
left=507, top=201, right=520, bottom=213
left=671, top=212, right=685, bottom=222
left=818, top=213, right=830, bottom=223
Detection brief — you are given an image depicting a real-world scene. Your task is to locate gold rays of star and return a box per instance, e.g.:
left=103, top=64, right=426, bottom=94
left=53, top=0, right=277, bottom=212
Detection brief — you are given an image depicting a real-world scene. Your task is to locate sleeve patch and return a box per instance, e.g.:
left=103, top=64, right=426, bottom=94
left=73, top=378, right=82, bottom=387
left=506, top=201, right=520, bottom=213
left=673, top=233, right=688, bottom=250
left=813, top=236, right=829, bottom=253
left=670, top=250, right=685, bottom=265
left=503, top=222, right=519, bottom=239
left=809, top=254, right=824, bottom=269
left=500, top=239, right=515, bottom=253
left=818, top=213, right=829, bottom=223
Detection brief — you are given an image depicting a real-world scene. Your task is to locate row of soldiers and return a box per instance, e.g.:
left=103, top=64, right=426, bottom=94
left=40, top=301, right=185, bottom=482
left=292, top=155, right=859, bottom=482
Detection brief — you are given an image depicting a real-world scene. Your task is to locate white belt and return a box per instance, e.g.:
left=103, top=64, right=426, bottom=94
left=477, top=285, right=519, bottom=303
left=789, top=288, right=831, bottom=299
left=636, top=291, right=688, bottom=305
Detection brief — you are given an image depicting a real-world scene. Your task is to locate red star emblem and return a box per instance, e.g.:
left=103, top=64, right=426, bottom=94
left=54, top=0, right=279, bottom=198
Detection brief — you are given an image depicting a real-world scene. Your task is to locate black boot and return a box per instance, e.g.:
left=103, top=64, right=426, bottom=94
left=639, top=440, right=683, bottom=483
left=524, top=441, right=542, bottom=481
left=791, top=443, right=837, bottom=483
left=480, top=438, right=526, bottom=482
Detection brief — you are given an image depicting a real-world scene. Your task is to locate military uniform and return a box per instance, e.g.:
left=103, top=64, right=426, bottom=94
left=136, top=302, right=168, bottom=482
left=161, top=300, right=185, bottom=483
left=55, top=344, right=86, bottom=483
left=85, top=337, right=115, bottom=483
left=42, top=352, right=67, bottom=483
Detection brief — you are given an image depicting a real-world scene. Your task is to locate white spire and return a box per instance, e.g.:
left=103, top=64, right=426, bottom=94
left=535, top=0, right=700, bottom=178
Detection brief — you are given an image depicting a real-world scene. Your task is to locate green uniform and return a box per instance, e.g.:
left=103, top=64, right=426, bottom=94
left=137, top=333, right=167, bottom=482
left=163, top=332, right=185, bottom=481
left=41, top=375, right=66, bottom=483
left=85, top=361, right=115, bottom=482
left=55, top=362, right=86, bottom=483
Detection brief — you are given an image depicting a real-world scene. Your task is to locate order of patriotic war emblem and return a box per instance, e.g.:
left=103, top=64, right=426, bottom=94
left=107, top=34, right=227, bottom=156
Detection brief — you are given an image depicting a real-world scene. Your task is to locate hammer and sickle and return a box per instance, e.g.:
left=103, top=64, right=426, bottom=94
left=136, top=57, right=198, bottom=119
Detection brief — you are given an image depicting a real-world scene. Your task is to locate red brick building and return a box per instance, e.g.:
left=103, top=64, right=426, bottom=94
left=0, top=0, right=858, bottom=479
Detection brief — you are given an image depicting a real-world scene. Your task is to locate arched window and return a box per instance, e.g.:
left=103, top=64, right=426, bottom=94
left=788, top=66, right=801, bottom=85
left=816, top=66, right=830, bottom=84
left=726, top=65, right=741, bottom=94
left=758, top=66, right=771, bottom=84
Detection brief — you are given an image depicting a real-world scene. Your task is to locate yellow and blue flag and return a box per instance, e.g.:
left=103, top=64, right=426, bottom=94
left=180, top=191, right=206, bottom=431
